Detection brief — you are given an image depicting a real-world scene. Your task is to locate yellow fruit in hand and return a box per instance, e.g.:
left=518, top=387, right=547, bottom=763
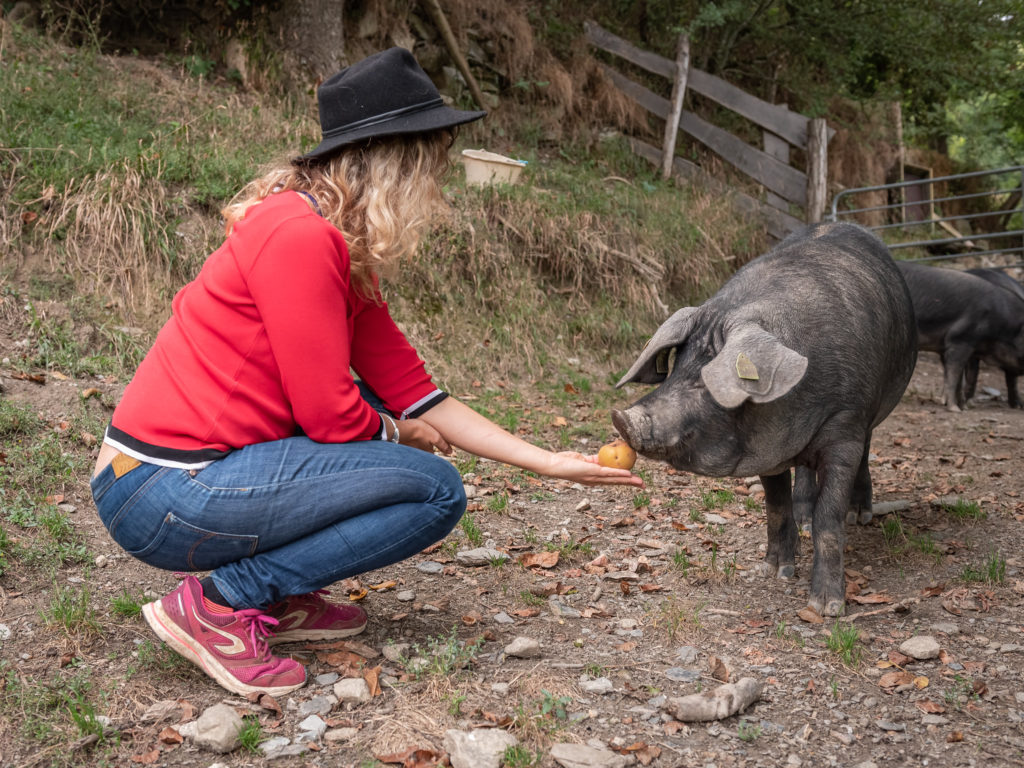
left=597, top=439, right=637, bottom=470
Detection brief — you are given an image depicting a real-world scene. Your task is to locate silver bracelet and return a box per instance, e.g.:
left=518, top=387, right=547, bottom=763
left=380, top=412, right=400, bottom=444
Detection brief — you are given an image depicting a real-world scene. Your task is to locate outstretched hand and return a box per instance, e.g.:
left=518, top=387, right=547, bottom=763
left=546, top=451, right=645, bottom=487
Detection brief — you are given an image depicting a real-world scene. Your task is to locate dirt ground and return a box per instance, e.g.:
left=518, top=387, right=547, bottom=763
left=2, top=334, right=1024, bottom=767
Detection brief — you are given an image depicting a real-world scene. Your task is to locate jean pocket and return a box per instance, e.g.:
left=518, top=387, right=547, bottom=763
left=128, top=513, right=259, bottom=571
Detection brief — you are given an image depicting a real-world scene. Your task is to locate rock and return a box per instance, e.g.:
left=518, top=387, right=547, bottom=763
left=663, top=678, right=763, bottom=722
left=602, top=571, right=640, bottom=582
left=140, top=699, right=181, bottom=723
left=333, top=677, right=371, bottom=704
left=94, top=554, right=108, bottom=568
left=396, top=590, right=416, bottom=602
left=899, top=635, right=941, bottom=660
left=491, top=682, right=511, bottom=695
left=382, top=643, right=410, bottom=662
left=922, top=714, right=949, bottom=725
left=876, top=719, right=907, bottom=732
left=297, top=714, right=326, bottom=740
left=550, top=742, right=628, bottom=768
left=259, top=736, right=291, bottom=755
left=298, top=696, right=332, bottom=717
left=504, top=636, right=541, bottom=658
left=579, top=677, right=614, bottom=695
left=675, top=646, right=700, bottom=664
left=325, top=726, right=359, bottom=743
left=665, top=667, right=701, bottom=683
left=193, top=703, right=244, bottom=753
left=314, top=672, right=340, bottom=686
left=704, top=513, right=728, bottom=525
left=493, top=612, right=515, bottom=624
left=416, top=561, right=444, bottom=574
left=575, top=499, right=591, bottom=512
left=930, top=622, right=960, bottom=635
left=456, top=547, right=507, bottom=566
left=548, top=599, right=581, bottom=618
left=443, top=728, right=519, bottom=768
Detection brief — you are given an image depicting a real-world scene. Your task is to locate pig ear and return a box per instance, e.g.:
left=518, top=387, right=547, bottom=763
left=700, top=325, right=808, bottom=409
left=616, top=307, right=699, bottom=387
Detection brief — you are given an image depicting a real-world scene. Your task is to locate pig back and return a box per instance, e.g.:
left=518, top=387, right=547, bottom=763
left=713, top=222, right=917, bottom=427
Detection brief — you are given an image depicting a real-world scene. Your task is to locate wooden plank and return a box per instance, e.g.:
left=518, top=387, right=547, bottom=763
left=585, top=20, right=824, bottom=148
left=629, top=138, right=803, bottom=242
left=602, top=65, right=807, bottom=206
left=661, top=33, right=690, bottom=180
left=805, top=117, right=828, bottom=223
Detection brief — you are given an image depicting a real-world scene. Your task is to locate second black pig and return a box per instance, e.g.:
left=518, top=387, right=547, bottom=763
left=612, top=222, right=917, bottom=616
left=963, top=267, right=1024, bottom=408
left=897, top=261, right=1024, bottom=411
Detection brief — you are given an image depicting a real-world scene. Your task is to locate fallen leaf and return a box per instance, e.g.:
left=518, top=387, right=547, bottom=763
left=80, top=387, right=101, bottom=399
left=913, top=676, right=929, bottom=689
left=616, top=641, right=637, bottom=652
left=511, top=608, right=540, bottom=617
left=947, top=731, right=964, bottom=743
left=663, top=720, right=687, bottom=735
left=348, top=587, right=369, bottom=601
left=363, top=665, right=382, bottom=697
left=519, top=551, right=559, bottom=569
left=245, top=691, right=283, bottom=716
left=916, top=699, right=946, bottom=714
left=849, top=592, right=893, bottom=605
left=158, top=726, right=183, bottom=745
left=639, top=583, right=665, bottom=592
left=369, top=580, right=397, bottom=591
left=130, top=750, right=160, bottom=764
left=797, top=607, right=824, bottom=624
left=879, top=670, right=915, bottom=688
left=375, top=746, right=447, bottom=767
left=620, top=581, right=631, bottom=595
left=888, top=650, right=913, bottom=666
left=708, top=655, right=730, bottom=682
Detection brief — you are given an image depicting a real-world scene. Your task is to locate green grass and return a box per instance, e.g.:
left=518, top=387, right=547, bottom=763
left=401, top=627, right=483, bottom=680
left=43, top=583, right=100, bottom=638
left=700, top=489, right=735, bottom=509
left=110, top=589, right=145, bottom=618
left=238, top=716, right=264, bottom=754
left=544, top=536, right=595, bottom=560
left=941, top=497, right=986, bottom=521
left=961, top=551, right=1006, bottom=584
left=825, top=620, right=862, bottom=668
left=459, top=511, right=483, bottom=546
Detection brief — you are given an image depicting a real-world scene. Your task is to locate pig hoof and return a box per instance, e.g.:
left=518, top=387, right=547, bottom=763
left=857, top=510, right=873, bottom=525
left=777, top=564, right=795, bottom=580
left=824, top=599, right=845, bottom=617
left=845, top=508, right=857, bottom=525
left=755, top=561, right=776, bottom=578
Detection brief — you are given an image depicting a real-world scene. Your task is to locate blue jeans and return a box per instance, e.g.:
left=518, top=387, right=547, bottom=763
left=90, top=436, right=466, bottom=610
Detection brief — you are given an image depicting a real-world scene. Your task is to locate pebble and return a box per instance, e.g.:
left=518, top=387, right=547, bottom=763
left=297, top=715, right=326, bottom=740
left=444, top=728, right=519, bottom=768
left=504, top=636, right=541, bottom=658
left=491, top=682, right=510, bottom=695
left=0, top=624, right=10, bottom=641
left=675, top=646, right=700, bottom=664
left=416, top=561, right=444, bottom=574
left=876, top=720, right=906, bottom=732
left=575, top=499, right=591, bottom=512
left=930, top=622, right=960, bottom=635
left=382, top=643, right=409, bottom=662
left=704, top=513, right=728, bottom=525
left=333, top=677, right=371, bottom=704
left=193, top=704, right=244, bottom=753
left=324, top=727, right=359, bottom=743
left=549, top=599, right=581, bottom=619
left=899, top=635, right=940, bottom=660
left=665, top=667, right=702, bottom=683
left=94, top=554, right=109, bottom=567
left=396, top=590, right=416, bottom=602
left=579, top=677, right=614, bottom=695
left=550, top=742, right=628, bottom=768
left=315, top=672, right=339, bottom=686
left=921, top=714, right=949, bottom=725
left=1000, top=644, right=1024, bottom=653
left=298, top=697, right=333, bottom=717
left=455, top=547, right=507, bottom=566
left=493, top=612, right=515, bottom=624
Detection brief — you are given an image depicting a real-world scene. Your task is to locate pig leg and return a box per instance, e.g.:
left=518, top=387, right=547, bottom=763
left=964, top=357, right=980, bottom=402
left=942, top=343, right=973, bottom=411
left=847, top=438, right=873, bottom=526
left=1006, top=371, right=1021, bottom=409
left=758, top=470, right=797, bottom=580
left=808, top=442, right=861, bottom=617
left=793, top=466, right=814, bottom=533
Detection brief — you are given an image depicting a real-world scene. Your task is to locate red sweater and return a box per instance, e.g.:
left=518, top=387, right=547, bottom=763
left=107, top=191, right=444, bottom=468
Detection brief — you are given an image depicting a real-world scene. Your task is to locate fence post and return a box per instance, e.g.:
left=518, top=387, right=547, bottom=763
left=805, top=117, right=828, bottom=223
left=661, top=33, right=690, bottom=180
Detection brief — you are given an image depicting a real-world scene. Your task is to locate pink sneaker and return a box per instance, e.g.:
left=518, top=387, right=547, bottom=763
left=264, top=590, right=367, bottom=645
left=142, top=575, right=306, bottom=697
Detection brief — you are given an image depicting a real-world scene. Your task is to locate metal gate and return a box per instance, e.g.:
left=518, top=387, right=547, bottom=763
left=826, top=165, right=1024, bottom=267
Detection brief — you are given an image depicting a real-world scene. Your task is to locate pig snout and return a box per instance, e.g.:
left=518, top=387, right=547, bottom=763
left=611, top=407, right=650, bottom=452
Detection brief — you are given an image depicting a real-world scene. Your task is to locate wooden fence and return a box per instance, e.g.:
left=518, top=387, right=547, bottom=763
left=585, top=21, right=832, bottom=240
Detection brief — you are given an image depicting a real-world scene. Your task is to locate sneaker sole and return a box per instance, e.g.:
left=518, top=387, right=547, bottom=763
left=266, top=622, right=367, bottom=646
left=142, top=600, right=306, bottom=697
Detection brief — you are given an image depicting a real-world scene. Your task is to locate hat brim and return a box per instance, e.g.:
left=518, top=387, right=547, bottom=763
left=295, top=105, right=486, bottom=162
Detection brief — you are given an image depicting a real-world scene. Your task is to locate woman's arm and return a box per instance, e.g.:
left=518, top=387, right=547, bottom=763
left=404, top=396, right=644, bottom=487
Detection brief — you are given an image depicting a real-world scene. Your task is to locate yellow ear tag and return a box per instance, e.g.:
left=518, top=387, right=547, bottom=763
left=736, top=352, right=759, bottom=380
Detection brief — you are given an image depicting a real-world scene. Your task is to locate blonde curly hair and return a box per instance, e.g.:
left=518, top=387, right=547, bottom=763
left=221, top=129, right=455, bottom=297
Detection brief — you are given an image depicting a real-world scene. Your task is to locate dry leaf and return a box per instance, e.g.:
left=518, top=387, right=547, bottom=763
left=849, top=592, right=893, bottom=605
left=130, top=750, right=160, bottom=764
left=363, top=665, right=382, bottom=697
left=245, top=691, right=283, bottom=716
left=879, top=670, right=915, bottom=688
left=797, top=607, right=824, bottom=624
left=519, top=551, right=559, bottom=569
left=369, top=580, right=397, bottom=591
left=888, top=650, right=912, bottom=666
left=616, top=641, right=637, bottom=652
left=348, top=587, right=369, bottom=601
left=916, top=699, right=946, bottom=716
left=375, top=746, right=447, bottom=767
left=80, top=387, right=101, bottom=399
left=158, top=726, right=183, bottom=745
left=947, top=731, right=964, bottom=743
left=708, top=655, right=730, bottom=682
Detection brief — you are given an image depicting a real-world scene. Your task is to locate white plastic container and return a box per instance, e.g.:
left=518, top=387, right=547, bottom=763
left=461, top=149, right=527, bottom=186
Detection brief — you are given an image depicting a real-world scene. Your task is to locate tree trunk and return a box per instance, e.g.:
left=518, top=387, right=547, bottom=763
left=271, top=0, right=347, bottom=93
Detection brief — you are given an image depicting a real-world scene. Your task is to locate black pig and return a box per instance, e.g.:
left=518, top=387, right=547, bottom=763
left=612, top=222, right=917, bottom=616
left=963, top=267, right=1024, bottom=408
left=897, top=261, right=1024, bottom=411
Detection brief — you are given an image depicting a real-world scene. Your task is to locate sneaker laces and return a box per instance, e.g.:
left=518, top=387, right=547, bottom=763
left=235, top=609, right=281, bottom=659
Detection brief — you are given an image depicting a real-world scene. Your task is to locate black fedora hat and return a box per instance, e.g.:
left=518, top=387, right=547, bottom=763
left=296, top=47, right=487, bottom=161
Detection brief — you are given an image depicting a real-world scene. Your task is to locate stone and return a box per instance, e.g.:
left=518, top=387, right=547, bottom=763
left=504, top=636, right=541, bottom=658
left=298, top=697, right=332, bottom=717
left=314, top=672, right=340, bottom=686
left=193, top=703, right=244, bottom=753
left=456, top=547, right=507, bottom=566
left=663, top=678, right=763, bottom=722
left=899, top=635, right=941, bottom=660
left=491, top=682, right=511, bottom=695
left=416, top=561, right=444, bottom=574
left=297, top=714, right=326, bottom=739
left=493, top=612, right=515, bottom=624
left=333, top=677, right=372, bottom=704
left=704, top=513, right=728, bottom=525
left=382, top=643, right=410, bottom=662
left=665, top=667, right=702, bottom=683
left=443, top=728, right=519, bottom=768
left=325, top=726, right=359, bottom=743
left=579, top=677, right=614, bottom=695
left=396, top=590, right=416, bottom=602
left=550, top=742, right=628, bottom=768
left=930, top=622, right=960, bottom=635
left=675, top=646, right=700, bottom=664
